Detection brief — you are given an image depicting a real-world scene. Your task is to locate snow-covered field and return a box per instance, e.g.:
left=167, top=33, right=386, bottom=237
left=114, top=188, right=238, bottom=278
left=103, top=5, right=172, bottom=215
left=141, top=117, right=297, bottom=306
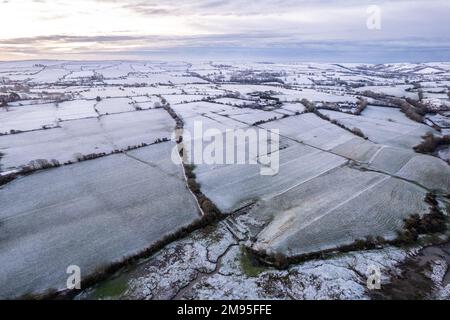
left=0, top=142, right=201, bottom=299
left=0, top=60, right=449, bottom=300
left=0, top=109, right=174, bottom=171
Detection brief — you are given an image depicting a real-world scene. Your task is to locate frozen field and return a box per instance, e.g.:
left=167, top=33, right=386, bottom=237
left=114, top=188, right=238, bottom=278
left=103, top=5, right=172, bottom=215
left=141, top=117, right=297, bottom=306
left=0, top=60, right=449, bottom=299
left=251, top=169, right=429, bottom=256
left=321, top=109, right=437, bottom=149
left=193, top=112, right=449, bottom=257
left=196, top=140, right=347, bottom=213
left=0, top=109, right=174, bottom=171
left=0, top=142, right=201, bottom=298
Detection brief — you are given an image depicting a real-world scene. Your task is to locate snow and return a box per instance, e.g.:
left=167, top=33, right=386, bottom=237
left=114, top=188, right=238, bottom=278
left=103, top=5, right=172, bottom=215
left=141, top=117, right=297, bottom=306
left=321, top=109, right=436, bottom=149
left=95, top=97, right=136, bottom=115
left=1, top=60, right=450, bottom=300
left=196, top=141, right=347, bottom=213
left=0, top=142, right=201, bottom=299
left=78, top=213, right=413, bottom=300
left=0, top=109, right=174, bottom=171
left=56, top=100, right=97, bottom=120
left=252, top=172, right=429, bottom=257
left=262, top=113, right=357, bottom=150
left=0, top=103, right=58, bottom=133
left=355, top=85, right=417, bottom=99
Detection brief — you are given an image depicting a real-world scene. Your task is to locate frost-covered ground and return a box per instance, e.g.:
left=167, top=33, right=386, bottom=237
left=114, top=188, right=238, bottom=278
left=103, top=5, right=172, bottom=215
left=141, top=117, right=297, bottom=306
left=77, top=213, right=449, bottom=300
left=0, top=60, right=449, bottom=299
left=0, top=142, right=201, bottom=299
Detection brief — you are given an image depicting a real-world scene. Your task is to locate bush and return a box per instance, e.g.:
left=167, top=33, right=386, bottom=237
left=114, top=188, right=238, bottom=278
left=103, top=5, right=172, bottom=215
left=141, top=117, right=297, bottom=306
left=301, top=99, right=316, bottom=113
left=354, top=98, right=368, bottom=115
left=419, top=208, right=447, bottom=234
left=351, top=127, right=367, bottom=139
left=0, top=92, right=20, bottom=108
left=418, top=89, right=424, bottom=101
left=253, top=117, right=278, bottom=126
left=187, top=178, right=200, bottom=194
left=23, top=159, right=60, bottom=172
left=272, top=252, right=288, bottom=269
left=398, top=100, right=424, bottom=122
left=414, top=133, right=450, bottom=154
left=399, top=194, right=448, bottom=244
left=0, top=172, right=17, bottom=186
left=405, top=98, right=427, bottom=115
left=184, top=168, right=196, bottom=179
left=199, top=198, right=221, bottom=218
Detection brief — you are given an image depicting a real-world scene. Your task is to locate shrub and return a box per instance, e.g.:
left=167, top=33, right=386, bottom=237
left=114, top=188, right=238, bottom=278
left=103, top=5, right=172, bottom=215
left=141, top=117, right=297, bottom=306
left=0, top=172, right=17, bottom=186
left=184, top=167, right=196, bottom=179
left=187, top=178, right=200, bottom=194
left=253, top=117, right=278, bottom=126
left=414, top=133, right=450, bottom=154
left=398, top=229, right=419, bottom=244
left=419, top=208, right=447, bottom=234
left=405, top=98, right=427, bottom=115
left=418, top=89, right=424, bottom=101
left=0, top=92, right=20, bottom=109
left=397, top=100, right=424, bottom=123
left=351, top=127, right=367, bottom=139
left=301, top=99, right=316, bottom=113
left=272, top=252, right=288, bottom=269
left=199, top=198, right=221, bottom=218
left=354, top=98, right=368, bottom=115
left=399, top=194, right=448, bottom=244
left=23, top=159, right=60, bottom=172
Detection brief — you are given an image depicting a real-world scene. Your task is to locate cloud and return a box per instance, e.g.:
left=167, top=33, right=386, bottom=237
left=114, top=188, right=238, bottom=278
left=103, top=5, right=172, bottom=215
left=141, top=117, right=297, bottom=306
left=0, top=0, right=449, bottom=61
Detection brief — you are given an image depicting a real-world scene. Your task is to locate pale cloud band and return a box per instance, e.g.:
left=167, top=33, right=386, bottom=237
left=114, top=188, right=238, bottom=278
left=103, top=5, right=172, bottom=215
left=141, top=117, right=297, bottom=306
left=0, top=0, right=449, bottom=62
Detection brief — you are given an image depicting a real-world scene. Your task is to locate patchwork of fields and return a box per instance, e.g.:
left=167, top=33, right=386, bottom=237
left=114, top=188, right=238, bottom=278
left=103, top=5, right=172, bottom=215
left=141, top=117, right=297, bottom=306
left=0, top=61, right=449, bottom=299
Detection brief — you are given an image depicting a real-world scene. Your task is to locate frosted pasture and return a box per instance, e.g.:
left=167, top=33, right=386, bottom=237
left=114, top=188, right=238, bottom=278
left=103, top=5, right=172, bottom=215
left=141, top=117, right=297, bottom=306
left=96, top=62, right=134, bottom=78
left=280, top=103, right=306, bottom=114
left=0, top=100, right=97, bottom=134
left=274, top=88, right=358, bottom=104
left=84, top=212, right=413, bottom=300
left=362, top=106, right=421, bottom=125
left=321, top=109, right=436, bottom=149
left=395, top=155, right=450, bottom=193
left=261, top=113, right=357, bottom=151
left=365, top=146, right=415, bottom=173
left=29, top=67, right=70, bottom=83
left=252, top=168, right=430, bottom=257
left=79, top=86, right=178, bottom=100
left=192, top=106, right=449, bottom=256
left=195, top=141, right=347, bottom=213
left=95, top=97, right=135, bottom=115
left=0, top=103, right=57, bottom=133
left=1, top=60, right=450, bottom=299
left=355, top=85, right=417, bottom=99
left=0, top=109, right=174, bottom=171
left=66, top=70, right=95, bottom=79
left=178, top=84, right=225, bottom=96
left=172, top=101, right=236, bottom=119
left=0, top=142, right=200, bottom=299
left=218, top=107, right=285, bottom=125
left=163, top=94, right=205, bottom=105
left=104, top=74, right=207, bottom=86
left=214, top=98, right=255, bottom=106
left=331, top=138, right=382, bottom=163
left=56, top=100, right=97, bottom=121
left=170, top=101, right=272, bottom=163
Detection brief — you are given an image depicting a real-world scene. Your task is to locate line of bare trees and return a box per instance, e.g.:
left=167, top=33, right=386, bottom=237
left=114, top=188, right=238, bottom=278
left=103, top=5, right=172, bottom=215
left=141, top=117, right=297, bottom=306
left=0, top=92, right=20, bottom=110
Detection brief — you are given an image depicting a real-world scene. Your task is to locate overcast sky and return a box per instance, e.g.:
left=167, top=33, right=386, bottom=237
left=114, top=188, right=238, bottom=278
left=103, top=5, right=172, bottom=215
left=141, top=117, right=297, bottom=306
left=0, top=0, right=449, bottom=62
